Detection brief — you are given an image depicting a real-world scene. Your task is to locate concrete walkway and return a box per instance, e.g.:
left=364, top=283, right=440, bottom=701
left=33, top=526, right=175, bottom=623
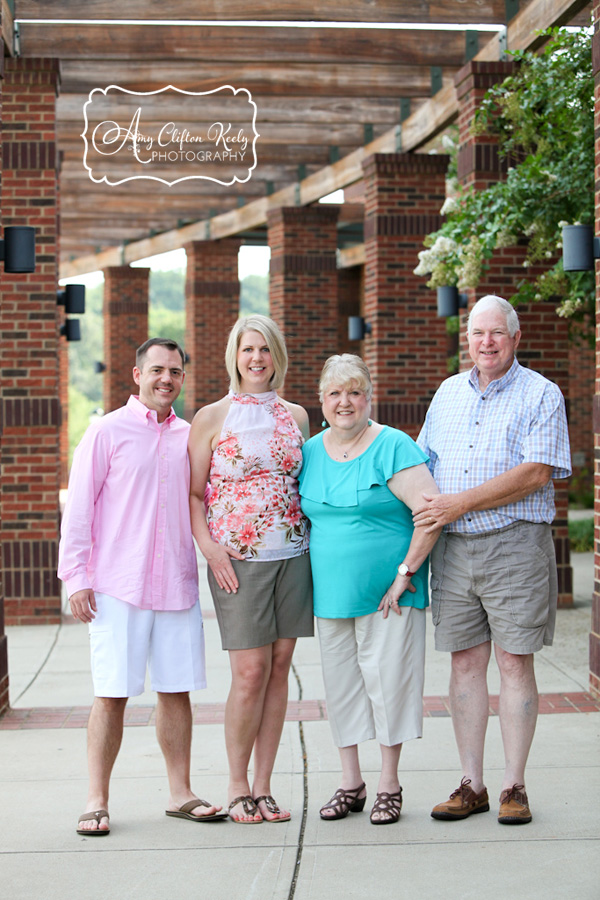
left=1, top=552, right=598, bottom=900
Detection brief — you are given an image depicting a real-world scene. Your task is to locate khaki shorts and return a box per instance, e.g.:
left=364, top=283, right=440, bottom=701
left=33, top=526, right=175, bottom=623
left=207, top=553, right=314, bottom=650
left=430, top=521, right=557, bottom=655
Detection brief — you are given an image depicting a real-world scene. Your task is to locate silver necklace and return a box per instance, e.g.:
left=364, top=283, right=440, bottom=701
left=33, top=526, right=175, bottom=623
left=331, top=421, right=372, bottom=459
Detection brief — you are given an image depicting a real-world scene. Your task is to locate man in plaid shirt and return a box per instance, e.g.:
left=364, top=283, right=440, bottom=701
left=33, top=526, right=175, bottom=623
left=415, top=295, right=571, bottom=826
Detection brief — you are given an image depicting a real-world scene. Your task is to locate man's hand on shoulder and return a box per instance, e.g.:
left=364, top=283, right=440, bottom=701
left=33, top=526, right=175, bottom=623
left=413, top=492, right=465, bottom=532
left=69, top=589, right=97, bottom=623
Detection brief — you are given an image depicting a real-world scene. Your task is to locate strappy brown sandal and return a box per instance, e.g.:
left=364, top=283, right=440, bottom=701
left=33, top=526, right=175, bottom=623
left=227, top=795, right=263, bottom=823
left=370, top=788, right=403, bottom=824
left=319, top=782, right=366, bottom=820
left=254, top=794, right=291, bottom=822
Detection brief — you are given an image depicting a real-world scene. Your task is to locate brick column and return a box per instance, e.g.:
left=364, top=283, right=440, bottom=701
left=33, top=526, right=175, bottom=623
left=0, top=58, right=61, bottom=626
left=591, top=10, right=600, bottom=696
left=268, top=206, right=339, bottom=431
left=102, top=267, right=150, bottom=413
left=568, top=336, right=594, bottom=500
left=456, top=61, right=573, bottom=607
left=362, top=153, right=449, bottom=440
left=0, top=28, right=7, bottom=712
left=184, top=239, right=240, bottom=420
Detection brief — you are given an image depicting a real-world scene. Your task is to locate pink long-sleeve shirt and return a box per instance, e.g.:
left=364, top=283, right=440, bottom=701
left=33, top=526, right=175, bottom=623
left=58, top=395, right=199, bottom=611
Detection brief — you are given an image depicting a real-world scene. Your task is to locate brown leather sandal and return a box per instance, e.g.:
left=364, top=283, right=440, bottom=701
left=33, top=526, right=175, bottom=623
left=319, top=782, right=366, bottom=820
left=254, top=794, right=291, bottom=822
left=370, top=788, right=403, bottom=824
left=227, top=795, right=263, bottom=823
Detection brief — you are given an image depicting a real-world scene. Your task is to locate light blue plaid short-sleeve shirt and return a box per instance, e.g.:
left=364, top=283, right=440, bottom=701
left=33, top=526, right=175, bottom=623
left=417, top=359, right=571, bottom=534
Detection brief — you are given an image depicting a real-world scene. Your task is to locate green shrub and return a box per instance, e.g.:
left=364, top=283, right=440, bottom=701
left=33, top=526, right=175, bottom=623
left=568, top=517, right=594, bottom=553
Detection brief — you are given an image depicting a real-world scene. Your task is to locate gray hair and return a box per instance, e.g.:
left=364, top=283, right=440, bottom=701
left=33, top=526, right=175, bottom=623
left=318, top=354, right=373, bottom=402
left=467, top=295, right=520, bottom=337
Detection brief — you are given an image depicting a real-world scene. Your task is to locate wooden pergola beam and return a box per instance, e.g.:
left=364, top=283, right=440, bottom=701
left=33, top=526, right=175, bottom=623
left=57, top=93, right=408, bottom=124
left=57, top=60, right=453, bottom=97
left=20, top=23, right=492, bottom=66
left=16, top=0, right=513, bottom=25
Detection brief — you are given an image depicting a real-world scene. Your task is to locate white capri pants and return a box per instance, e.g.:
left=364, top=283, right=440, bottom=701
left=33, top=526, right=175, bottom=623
left=89, top=593, right=206, bottom=697
left=317, top=606, right=425, bottom=748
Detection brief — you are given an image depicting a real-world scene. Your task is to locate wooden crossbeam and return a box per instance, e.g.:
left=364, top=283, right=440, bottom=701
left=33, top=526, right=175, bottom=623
left=21, top=23, right=491, bottom=66
left=16, top=0, right=513, bottom=25
left=57, top=93, right=406, bottom=124
left=57, top=60, right=455, bottom=97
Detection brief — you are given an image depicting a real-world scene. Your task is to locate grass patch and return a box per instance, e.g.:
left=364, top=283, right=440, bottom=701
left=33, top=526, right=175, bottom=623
left=568, top=517, right=594, bottom=553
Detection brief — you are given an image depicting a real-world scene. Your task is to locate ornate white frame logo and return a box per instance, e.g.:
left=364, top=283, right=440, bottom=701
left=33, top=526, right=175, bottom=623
left=82, top=85, right=259, bottom=186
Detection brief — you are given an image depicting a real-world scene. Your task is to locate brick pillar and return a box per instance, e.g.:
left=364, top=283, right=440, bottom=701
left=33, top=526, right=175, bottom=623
left=568, top=335, right=594, bottom=501
left=0, top=58, right=62, bottom=626
left=0, top=29, right=7, bottom=712
left=338, top=266, right=362, bottom=354
left=362, top=153, right=449, bottom=440
left=184, top=239, right=240, bottom=420
left=102, top=267, right=150, bottom=413
left=591, top=10, right=600, bottom=696
left=456, top=61, right=573, bottom=607
left=267, top=207, right=339, bottom=431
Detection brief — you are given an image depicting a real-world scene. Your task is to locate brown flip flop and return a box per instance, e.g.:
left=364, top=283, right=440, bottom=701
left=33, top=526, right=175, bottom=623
left=76, top=808, right=110, bottom=835
left=165, top=798, right=228, bottom=822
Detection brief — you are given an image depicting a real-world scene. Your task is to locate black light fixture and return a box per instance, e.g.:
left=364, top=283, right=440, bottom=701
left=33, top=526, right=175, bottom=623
left=562, top=224, right=600, bottom=271
left=57, top=283, right=86, bottom=314
left=94, top=361, right=107, bottom=374
left=436, top=286, right=469, bottom=317
left=0, top=225, right=36, bottom=273
left=348, top=316, right=372, bottom=341
left=60, top=319, right=81, bottom=341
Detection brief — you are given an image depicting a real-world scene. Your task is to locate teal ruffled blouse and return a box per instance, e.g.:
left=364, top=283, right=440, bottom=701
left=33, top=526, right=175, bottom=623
left=299, top=426, right=429, bottom=618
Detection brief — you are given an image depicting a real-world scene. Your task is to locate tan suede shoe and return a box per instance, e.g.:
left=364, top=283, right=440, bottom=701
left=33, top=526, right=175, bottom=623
left=431, top=777, right=490, bottom=820
left=498, top=784, right=532, bottom=824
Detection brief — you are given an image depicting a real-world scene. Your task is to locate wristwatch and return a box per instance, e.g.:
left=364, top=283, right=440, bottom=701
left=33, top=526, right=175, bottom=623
left=397, top=563, right=416, bottom=578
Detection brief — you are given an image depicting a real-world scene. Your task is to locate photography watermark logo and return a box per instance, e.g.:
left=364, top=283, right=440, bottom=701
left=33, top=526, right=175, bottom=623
left=82, top=85, right=259, bottom=186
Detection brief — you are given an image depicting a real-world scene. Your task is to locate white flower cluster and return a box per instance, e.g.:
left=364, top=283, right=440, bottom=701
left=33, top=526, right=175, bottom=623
left=440, top=195, right=459, bottom=216
left=556, top=297, right=583, bottom=318
left=413, top=235, right=459, bottom=277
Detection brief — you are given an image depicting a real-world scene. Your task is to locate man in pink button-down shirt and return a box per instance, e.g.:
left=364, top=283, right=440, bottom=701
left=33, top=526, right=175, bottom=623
left=59, top=338, right=225, bottom=834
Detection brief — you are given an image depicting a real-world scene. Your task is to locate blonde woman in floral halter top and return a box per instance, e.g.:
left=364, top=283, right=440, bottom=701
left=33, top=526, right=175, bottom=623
left=189, top=315, right=313, bottom=824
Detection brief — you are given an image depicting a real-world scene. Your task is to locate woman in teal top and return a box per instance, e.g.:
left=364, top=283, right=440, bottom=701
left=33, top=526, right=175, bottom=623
left=299, top=354, right=441, bottom=825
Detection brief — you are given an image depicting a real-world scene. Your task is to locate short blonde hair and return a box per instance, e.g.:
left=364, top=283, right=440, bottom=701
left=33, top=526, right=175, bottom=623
left=318, top=354, right=373, bottom=402
left=225, top=315, right=288, bottom=392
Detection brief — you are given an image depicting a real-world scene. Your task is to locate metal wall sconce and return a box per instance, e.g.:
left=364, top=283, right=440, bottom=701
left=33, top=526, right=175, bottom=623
left=436, top=286, right=469, bottom=317
left=57, top=283, right=86, bottom=314
left=60, top=319, right=81, bottom=342
left=94, top=361, right=106, bottom=374
left=562, top=224, right=600, bottom=271
left=348, top=316, right=372, bottom=341
left=0, top=225, right=36, bottom=273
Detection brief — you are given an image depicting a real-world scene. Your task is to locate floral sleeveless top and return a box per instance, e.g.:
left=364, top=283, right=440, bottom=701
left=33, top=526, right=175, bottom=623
left=206, top=391, right=309, bottom=560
